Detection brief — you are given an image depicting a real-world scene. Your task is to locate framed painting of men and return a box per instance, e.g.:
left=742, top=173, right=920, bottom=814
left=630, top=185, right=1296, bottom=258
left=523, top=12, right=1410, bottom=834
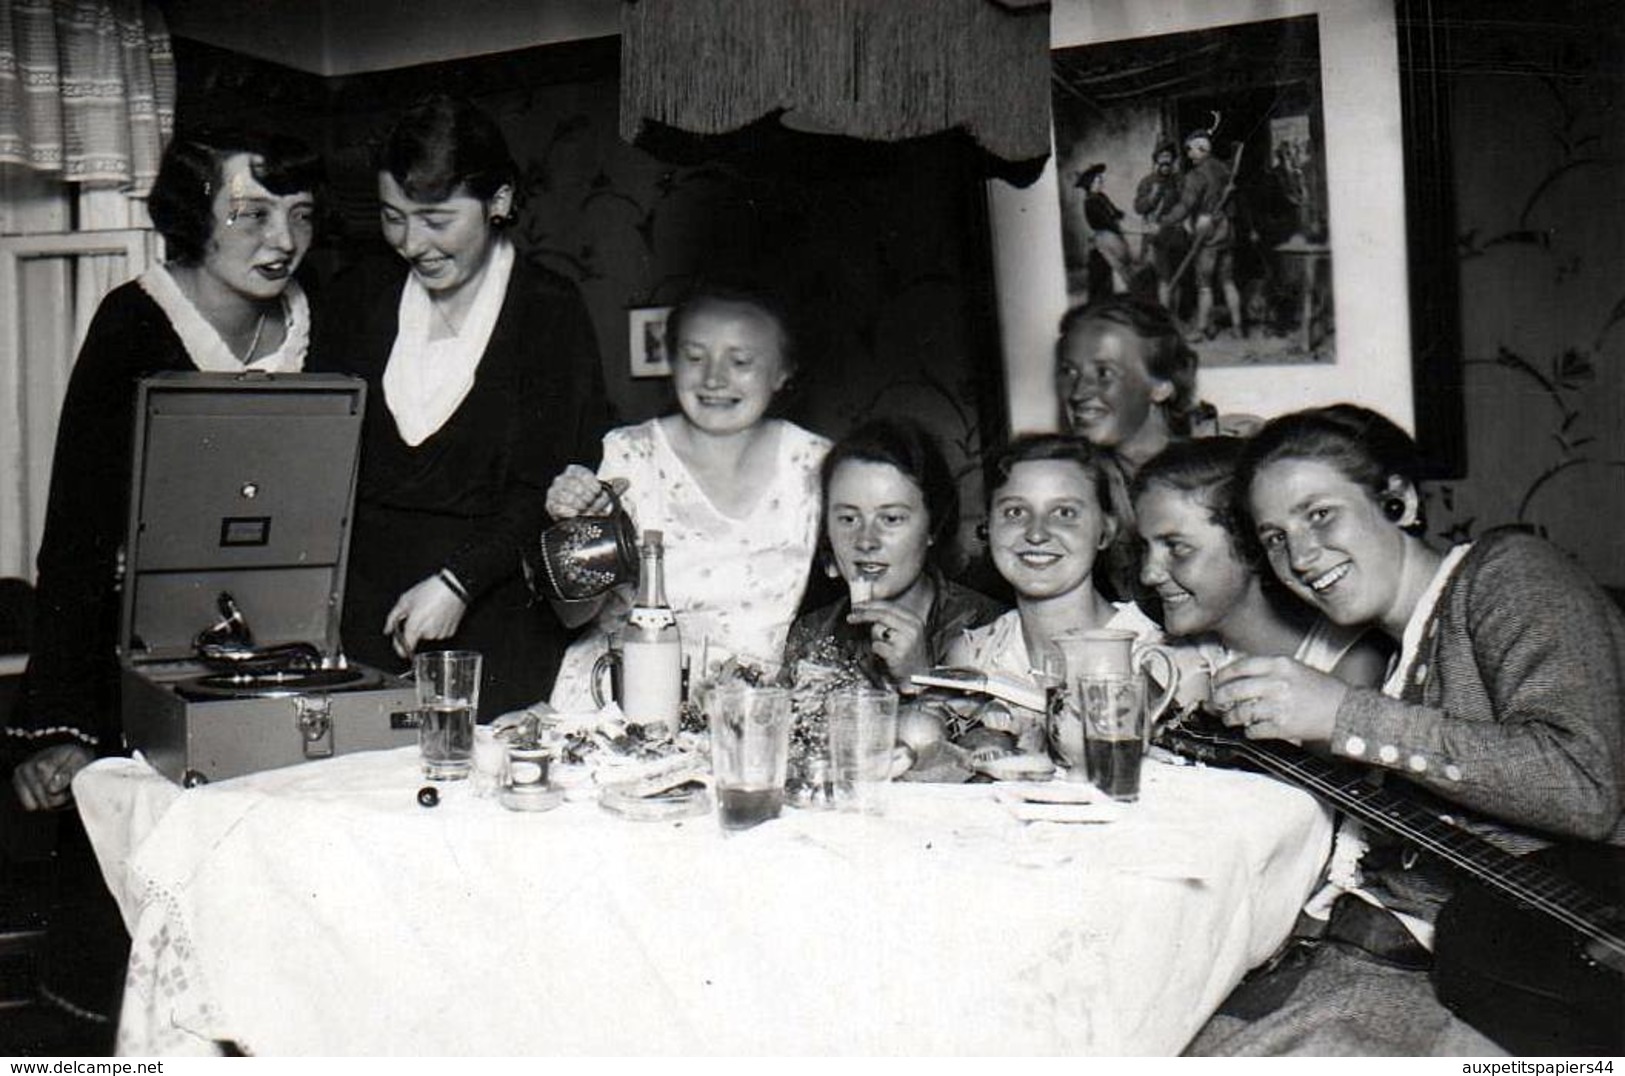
left=1053, top=14, right=1332, bottom=368
left=990, top=0, right=1463, bottom=477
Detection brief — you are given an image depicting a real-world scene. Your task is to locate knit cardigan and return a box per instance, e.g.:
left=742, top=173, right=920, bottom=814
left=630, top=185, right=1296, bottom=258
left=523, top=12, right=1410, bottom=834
left=1331, top=527, right=1625, bottom=846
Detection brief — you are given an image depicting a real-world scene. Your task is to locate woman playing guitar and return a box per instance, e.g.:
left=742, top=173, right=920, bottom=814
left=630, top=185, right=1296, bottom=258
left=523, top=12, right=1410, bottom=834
left=1192, top=404, right=1625, bottom=1055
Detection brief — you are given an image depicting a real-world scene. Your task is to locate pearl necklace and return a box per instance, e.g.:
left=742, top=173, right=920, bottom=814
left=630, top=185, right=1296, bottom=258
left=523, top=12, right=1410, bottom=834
left=242, top=311, right=267, bottom=363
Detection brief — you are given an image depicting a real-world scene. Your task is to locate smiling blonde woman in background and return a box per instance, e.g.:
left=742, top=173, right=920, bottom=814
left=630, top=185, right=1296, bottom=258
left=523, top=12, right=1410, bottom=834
left=1054, top=296, right=1200, bottom=475
left=546, top=284, right=829, bottom=712
left=314, top=95, right=607, bottom=716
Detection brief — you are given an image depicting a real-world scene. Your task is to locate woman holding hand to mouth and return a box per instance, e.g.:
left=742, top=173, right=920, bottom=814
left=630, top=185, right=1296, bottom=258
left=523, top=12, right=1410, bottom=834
left=782, top=418, right=1004, bottom=691
left=1191, top=404, right=1624, bottom=1057
left=546, top=284, right=829, bottom=711
left=1132, top=437, right=1388, bottom=696
left=6, top=128, right=323, bottom=1031
left=314, top=96, right=607, bottom=717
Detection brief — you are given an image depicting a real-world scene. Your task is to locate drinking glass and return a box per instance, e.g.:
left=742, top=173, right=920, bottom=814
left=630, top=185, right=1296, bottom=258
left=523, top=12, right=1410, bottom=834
left=706, top=683, right=794, bottom=830
left=826, top=686, right=898, bottom=814
left=415, top=650, right=482, bottom=781
left=1077, top=673, right=1147, bottom=802
left=1037, top=644, right=1088, bottom=781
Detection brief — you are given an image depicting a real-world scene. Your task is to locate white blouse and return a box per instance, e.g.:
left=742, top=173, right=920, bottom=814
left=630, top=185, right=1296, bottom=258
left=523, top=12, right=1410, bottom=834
left=548, top=417, right=830, bottom=713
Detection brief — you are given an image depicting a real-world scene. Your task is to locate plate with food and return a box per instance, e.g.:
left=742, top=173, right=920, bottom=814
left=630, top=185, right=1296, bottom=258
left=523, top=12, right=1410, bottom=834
left=598, top=778, right=712, bottom=821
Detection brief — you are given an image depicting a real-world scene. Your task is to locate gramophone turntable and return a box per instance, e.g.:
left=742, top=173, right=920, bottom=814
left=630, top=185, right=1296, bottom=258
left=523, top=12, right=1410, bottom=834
left=119, top=373, right=419, bottom=784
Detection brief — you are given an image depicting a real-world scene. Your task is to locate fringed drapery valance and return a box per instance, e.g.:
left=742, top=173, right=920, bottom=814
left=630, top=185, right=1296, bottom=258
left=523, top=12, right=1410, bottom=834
left=620, top=0, right=1052, bottom=168
left=0, top=0, right=174, bottom=193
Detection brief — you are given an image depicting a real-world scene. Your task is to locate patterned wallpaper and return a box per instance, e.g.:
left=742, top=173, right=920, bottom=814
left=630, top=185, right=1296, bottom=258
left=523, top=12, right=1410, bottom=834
left=170, top=8, right=1624, bottom=590
left=1423, top=2, right=1624, bottom=586
left=172, top=37, right=1008, bottom=573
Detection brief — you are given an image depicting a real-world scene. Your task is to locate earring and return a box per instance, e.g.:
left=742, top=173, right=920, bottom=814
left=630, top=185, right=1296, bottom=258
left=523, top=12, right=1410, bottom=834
left=974, top=522, right=989, bottom=542
left=1381, top=496, right=1407, bottom=522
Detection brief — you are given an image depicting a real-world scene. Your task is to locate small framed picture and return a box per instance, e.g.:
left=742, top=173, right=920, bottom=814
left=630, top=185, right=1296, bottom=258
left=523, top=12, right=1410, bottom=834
left=628, top=305, right=674, bottom=378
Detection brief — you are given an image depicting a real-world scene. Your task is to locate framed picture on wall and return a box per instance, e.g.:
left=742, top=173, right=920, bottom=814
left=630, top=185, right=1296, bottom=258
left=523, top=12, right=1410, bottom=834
left=628, top=305, right=674, bottom=378
left=1052, top=14, right=1332, bottom=368
left=989, top=0, right=1463, bottom=476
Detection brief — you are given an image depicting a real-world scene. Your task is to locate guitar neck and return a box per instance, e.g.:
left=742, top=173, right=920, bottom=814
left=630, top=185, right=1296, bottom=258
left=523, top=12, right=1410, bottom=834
left=1185, top=724, right=1624, bottom=956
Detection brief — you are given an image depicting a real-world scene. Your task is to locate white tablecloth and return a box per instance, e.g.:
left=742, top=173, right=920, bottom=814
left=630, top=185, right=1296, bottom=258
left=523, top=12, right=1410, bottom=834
left=76, top=748, right=1330, bottom=1056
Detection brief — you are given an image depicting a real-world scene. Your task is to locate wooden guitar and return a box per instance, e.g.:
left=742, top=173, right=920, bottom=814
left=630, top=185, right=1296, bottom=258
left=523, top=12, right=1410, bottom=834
left=1156, top=713, right=1625, bottom=1055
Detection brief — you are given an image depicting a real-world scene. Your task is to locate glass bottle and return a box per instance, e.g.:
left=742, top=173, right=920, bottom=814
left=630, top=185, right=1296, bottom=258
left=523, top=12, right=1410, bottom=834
left=619, top=529, right=683, bottom=736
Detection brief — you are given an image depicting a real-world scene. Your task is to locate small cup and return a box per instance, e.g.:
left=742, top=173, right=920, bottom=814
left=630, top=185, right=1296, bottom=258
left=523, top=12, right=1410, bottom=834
left=415, top=650, right=482, bottom=781
left=706, top=683, right=794, bottom=831
left=825, top=686, right=898, bottom=814
left=471, top=725, right=506, bottom=798
left=499, top=744, right=562, bottom=812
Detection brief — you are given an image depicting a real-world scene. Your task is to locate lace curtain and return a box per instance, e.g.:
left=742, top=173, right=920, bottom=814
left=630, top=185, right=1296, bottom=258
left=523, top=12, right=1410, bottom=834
left=0, top=0, right=174, bottom=194
left=0, top=0, right=171, bottom=583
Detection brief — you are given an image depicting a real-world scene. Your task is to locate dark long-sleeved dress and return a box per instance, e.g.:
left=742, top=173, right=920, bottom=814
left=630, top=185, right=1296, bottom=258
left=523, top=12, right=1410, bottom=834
left=6, top=270, right=310, bottom=1023
left=782, top=570, right=1007, bottom=689
left=7, top=275, right=311, bottom=756
left=311, top=252, right=609, bottom=717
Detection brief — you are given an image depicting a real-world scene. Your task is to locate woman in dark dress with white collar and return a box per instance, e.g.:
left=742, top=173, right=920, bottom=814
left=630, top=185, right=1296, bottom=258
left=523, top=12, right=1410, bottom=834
left=314, top=96, right=608, bottom=717
left=5, top=127, right=324, bottom=1035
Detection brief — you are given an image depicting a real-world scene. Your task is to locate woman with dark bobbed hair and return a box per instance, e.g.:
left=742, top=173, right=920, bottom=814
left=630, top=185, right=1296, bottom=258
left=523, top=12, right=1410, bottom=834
left=313, top=94, right=607, bottom=718
left=5, top=126, right=324, bottom=1031
left=782, top=417, right=1005, bottom=690
left=1054, top=295, right=1200, bottom=473
left=10, top=128, right=323, bottom=806
left=1192, top=404, right=1625, bottom=1056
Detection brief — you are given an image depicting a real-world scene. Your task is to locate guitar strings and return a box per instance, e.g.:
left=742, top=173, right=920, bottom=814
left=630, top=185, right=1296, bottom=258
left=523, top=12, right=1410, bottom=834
left=1220, top=731, right=1625, bottom=956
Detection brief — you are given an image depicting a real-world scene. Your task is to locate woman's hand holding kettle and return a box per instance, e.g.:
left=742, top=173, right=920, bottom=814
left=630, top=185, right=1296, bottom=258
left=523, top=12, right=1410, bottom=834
left=546, top=466, right=626, bottom=519
left=536, top=472, right=637, bottom=629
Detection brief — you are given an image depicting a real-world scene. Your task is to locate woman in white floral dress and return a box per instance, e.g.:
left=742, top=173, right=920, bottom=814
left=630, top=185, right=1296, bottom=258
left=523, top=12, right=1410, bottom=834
left=546, top=285, right=829, bottom=712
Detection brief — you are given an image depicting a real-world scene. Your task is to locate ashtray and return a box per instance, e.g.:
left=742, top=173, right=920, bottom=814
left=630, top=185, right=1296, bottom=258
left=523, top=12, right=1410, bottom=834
left=499, top=784, right=564, bottom=812
left=598, top=778, right=712, bottom=821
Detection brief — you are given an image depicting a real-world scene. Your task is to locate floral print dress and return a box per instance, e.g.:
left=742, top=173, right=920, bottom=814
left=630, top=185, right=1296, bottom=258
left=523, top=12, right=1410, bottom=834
left=549, top=417, right=829, bottom=713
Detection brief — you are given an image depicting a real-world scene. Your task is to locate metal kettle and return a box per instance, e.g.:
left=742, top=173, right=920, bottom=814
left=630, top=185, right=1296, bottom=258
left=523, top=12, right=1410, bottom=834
left=527, top=482, right=640, bottom=602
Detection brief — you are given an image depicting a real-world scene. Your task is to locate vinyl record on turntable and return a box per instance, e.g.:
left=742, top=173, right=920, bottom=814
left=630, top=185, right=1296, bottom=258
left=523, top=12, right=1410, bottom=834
left=179, top=665, right=379, bottom=700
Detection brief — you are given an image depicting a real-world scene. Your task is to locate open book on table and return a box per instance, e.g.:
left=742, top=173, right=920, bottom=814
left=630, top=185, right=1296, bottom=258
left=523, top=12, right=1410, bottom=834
left=908, top=666, right=1047, bottom=712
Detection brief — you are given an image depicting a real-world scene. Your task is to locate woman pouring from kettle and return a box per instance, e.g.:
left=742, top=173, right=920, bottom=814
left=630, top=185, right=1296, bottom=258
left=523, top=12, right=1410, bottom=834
left=313, top=95, right=608, bottom=717
left=544, top=283, right=829, bottom=714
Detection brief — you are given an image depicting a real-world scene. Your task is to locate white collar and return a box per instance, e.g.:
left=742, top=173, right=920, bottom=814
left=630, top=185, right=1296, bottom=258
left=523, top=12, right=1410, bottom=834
left=138, top=264, right=308, bottom=373
left=383, top=239, right=515, bottom=447
left=1382, top=543, right=1471, bottom=698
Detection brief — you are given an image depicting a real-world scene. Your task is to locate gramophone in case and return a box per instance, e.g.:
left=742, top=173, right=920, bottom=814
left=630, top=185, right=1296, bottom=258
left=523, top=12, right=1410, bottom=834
left=119, top=372, right=418, bottom=785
